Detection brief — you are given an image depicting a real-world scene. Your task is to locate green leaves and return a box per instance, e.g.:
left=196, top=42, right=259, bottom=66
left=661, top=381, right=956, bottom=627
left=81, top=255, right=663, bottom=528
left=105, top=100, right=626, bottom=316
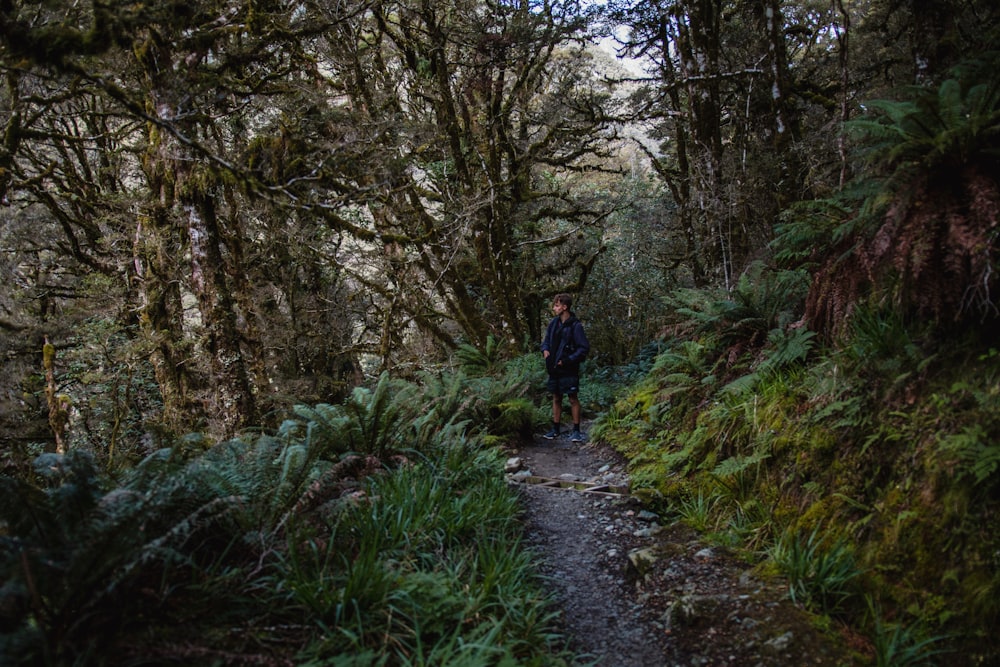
left=286, top=372, right=406, bottom=458
left=850, top=73, right=1000, bottom=177
left=786, top=56, right=1000, bottom=334
left=0, top=367, right=567, bottom=665
left=769, top=526, right=862, bottom=616
left=455, top=334, right=505, bottom=377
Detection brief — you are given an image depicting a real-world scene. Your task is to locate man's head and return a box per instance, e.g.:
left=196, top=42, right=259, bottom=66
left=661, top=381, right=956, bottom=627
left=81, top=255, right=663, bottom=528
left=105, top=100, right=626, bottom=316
left=552, top=293, right=573, bottom=319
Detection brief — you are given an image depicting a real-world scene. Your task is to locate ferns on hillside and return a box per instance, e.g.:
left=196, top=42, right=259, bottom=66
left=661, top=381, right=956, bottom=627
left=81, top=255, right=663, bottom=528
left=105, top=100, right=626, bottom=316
left=664, top=263, right=810, bottom=350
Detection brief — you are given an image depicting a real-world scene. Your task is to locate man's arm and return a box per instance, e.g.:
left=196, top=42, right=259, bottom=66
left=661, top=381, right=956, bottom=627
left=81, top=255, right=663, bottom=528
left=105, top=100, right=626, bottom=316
left=569, top=321, right=590, bottom=361
left=540, top=319, right=554, bottom=354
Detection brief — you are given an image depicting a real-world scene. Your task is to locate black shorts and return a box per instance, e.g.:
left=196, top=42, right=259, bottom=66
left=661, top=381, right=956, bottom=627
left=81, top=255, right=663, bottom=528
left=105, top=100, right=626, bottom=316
left=547, top=375, right=579, bottom=396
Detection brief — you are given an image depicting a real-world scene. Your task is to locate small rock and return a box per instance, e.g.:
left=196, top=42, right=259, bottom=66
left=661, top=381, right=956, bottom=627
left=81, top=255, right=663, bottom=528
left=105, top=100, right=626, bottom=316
left=764, top=630, right=794, bottom=652
left=694, top=547, right=715, bottom=561
left=504, top=457, right=522, bottom=473
left=637, top=509, right=660, bottom=522
left=626, top=546, right=661, bottom=575
left=509, top=470, right=532, bottom=482
left=662, top=594, right=722, bottom=630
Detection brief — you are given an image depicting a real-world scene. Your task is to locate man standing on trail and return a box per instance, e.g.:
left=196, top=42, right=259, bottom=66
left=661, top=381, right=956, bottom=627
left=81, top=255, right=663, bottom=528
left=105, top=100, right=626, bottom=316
left=541, top=293, right=590, bottom=442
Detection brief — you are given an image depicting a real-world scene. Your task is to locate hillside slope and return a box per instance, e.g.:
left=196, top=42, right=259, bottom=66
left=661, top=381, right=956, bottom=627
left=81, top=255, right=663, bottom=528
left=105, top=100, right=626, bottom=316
left=591, top=317, right=1000, bottom=664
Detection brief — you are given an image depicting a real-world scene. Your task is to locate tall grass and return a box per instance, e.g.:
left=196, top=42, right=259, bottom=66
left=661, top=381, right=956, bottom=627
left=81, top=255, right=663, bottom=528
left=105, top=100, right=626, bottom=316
left=867, top=597, right=952, bottom=667
left=279, top=448, right=567, bottom=664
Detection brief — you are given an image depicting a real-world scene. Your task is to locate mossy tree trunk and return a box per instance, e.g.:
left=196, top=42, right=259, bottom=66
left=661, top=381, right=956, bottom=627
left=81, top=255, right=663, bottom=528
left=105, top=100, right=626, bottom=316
left=614, top=0, right=808, bottom=288
left=130, top=14, right=271, bottom=436
left=182, top=188, right=259, bottom=433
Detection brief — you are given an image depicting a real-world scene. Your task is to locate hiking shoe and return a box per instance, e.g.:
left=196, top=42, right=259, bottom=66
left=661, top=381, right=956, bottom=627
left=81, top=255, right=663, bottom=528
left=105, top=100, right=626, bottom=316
left=542, top=427, right=561, bottom=440
left=570, top=430, right=585, bottom=442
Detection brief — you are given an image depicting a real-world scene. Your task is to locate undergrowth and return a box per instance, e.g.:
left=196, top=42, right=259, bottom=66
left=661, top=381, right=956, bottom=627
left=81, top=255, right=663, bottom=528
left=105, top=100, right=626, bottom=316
left=0, top=370, right=572, bottom=666
left=592, top=286, right=1000, bottom=664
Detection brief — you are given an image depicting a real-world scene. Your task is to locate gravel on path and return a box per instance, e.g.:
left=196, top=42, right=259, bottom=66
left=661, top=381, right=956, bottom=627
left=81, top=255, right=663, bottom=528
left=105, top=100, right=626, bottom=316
left=510, top=429, right=860, bottom=667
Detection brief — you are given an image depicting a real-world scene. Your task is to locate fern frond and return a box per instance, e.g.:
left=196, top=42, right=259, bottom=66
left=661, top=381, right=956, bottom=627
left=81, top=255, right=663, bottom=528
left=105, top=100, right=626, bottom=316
left=760, top=327, right=817, bottom=371
left=712, top=451, right=770, bottom=478
left=454, top=335, right=504, bottom=377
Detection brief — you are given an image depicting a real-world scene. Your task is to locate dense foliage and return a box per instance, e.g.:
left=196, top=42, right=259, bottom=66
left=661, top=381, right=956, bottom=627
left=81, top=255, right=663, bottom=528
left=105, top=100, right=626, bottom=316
left=0, top=370, right=565, bottom=665
left=2, top=0, right=1000, bottom=663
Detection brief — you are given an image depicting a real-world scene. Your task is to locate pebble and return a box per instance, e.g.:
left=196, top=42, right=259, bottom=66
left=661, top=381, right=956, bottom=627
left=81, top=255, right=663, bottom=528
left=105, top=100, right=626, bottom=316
left=694, top=547, right=715, bottom=561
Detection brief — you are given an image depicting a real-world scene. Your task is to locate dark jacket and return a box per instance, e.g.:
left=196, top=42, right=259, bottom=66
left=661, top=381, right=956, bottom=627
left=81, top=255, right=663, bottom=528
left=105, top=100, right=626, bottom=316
left=541, top=313, right=590, bottom=376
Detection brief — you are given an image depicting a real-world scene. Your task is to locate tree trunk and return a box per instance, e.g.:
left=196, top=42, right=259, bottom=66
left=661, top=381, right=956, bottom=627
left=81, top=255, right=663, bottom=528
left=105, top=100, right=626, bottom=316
left=135, top=200, right=202, bottom=431
left=184, top=190, right=258, bottom=434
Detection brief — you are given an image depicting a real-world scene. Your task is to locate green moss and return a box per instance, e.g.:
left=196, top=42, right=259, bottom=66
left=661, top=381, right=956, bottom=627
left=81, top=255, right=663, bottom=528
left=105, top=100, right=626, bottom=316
left=481, top=434, right=510, bottom=449
left=43, top=342, right=56, bottom=370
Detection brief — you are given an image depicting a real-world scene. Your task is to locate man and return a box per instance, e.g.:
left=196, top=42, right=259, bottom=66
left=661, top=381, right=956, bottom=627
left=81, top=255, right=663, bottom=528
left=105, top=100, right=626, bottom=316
left=540, top=293, right=590, bottom=442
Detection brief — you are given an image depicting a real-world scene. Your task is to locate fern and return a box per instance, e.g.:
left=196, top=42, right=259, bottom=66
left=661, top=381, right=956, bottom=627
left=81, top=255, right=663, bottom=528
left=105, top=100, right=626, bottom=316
left=772, top=198, right=852, bottom=265
left=287, top=403, right=351, bottom=456
left=0, top=449, right=253, bottom=664
left=938, top=423, right=1000, bottom=485
left=454, top=334, right=505, bottom=377
left=712, top=451, right=770, bottom=479
left=343, top=371, right=405, bottom=457
left=759, top=327, right=816, bottom=372
left=651, top=340, right=708, bottom=377
left=663, top=264, right=810, bottom=361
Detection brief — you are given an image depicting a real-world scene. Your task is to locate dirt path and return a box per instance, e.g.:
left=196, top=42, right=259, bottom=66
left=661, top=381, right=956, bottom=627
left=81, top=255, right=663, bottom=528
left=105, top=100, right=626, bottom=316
left=511, top=429, right=860, bottom=666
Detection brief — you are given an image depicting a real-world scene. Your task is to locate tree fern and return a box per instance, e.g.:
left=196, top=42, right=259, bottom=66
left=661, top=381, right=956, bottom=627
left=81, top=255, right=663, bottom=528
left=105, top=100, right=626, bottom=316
left=804, top=58, right=1000, bottom=334
left=774, top=181, right=884, bottom=267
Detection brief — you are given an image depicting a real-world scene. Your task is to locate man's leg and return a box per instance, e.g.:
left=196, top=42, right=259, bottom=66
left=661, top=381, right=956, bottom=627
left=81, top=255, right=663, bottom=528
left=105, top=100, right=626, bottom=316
left=569, top=393, right=584, bottom=441
left=569, top=393, right=581, bottom=425
left=544, top=392, right=563, bottom=439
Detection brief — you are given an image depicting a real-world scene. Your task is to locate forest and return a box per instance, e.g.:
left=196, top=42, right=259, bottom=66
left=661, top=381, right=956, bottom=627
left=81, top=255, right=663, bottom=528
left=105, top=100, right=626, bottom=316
left=1, top=0, right=999, bottom=664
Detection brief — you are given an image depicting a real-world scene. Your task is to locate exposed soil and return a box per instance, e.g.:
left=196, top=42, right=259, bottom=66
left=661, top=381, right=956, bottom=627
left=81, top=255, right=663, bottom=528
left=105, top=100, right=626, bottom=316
left=510, top=426, right=861, bottom=667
